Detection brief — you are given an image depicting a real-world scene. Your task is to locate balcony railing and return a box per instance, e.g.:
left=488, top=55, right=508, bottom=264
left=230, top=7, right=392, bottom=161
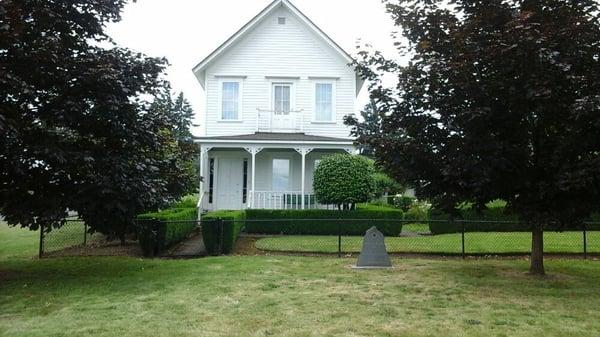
left=255, top=108, right=304, bottom=133
left=249, top=190, right=335, bottom=210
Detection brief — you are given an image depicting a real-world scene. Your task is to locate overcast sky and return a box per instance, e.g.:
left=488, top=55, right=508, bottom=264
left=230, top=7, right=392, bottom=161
left=105, top=0, right=399, bottom=130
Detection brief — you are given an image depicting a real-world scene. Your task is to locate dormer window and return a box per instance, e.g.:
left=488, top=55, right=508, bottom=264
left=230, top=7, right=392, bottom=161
left=278, top=17, right=286, bottom=25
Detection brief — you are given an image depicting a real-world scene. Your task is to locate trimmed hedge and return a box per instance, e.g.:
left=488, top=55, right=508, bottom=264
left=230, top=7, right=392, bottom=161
left=428, top=207, right=600, bottom=234
left=201, top=210, right=246, bottom=255
left=244, top=206, right=404, bottom=236
left=137, top=207, right=198, bottom=256
left=428, top=208, right=521, bottom=234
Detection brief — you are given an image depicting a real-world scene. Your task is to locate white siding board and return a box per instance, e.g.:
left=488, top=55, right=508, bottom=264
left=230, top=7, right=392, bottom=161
left=203, top=7, right=356, bottom=138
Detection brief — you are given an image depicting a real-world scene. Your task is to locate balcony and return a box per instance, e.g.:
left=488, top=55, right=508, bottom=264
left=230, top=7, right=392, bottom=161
left=255, top=108, right=304, bottom=133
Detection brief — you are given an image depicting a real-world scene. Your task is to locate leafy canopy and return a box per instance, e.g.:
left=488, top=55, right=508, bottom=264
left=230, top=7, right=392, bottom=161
left=0, top=0, right=196, bottom=239
left=313, top=154, right=375, bottom=209
left=346, top=0, right=600, bottom=274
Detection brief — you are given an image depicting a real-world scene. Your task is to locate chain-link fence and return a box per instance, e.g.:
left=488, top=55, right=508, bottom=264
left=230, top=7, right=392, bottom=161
left=234, top=219, right=600, bottom=257
left=39, top=218, right=600, bottom=258
left=39, top=220, right=105, bottom=257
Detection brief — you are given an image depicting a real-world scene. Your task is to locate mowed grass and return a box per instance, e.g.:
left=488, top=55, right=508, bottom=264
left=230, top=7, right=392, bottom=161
left=2, top=222, right=600, bottom=336
left=255, top=231, right=600, bottom=254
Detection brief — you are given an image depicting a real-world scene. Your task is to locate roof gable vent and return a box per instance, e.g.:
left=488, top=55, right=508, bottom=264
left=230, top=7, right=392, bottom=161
left=278, top=17, right=286, bottom=24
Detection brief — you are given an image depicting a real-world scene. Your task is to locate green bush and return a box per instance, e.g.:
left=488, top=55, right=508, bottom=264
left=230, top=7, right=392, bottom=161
left=201, top=210, right=246, bottom=255
left=137, top=207, right=198, bottom=256
left=428, top=206, right=525, bottom=234
left=171, top=194, right=199, bottom=209
left=373, top=172, right=404, bottom=198
left=313, top=154, right=376, bottom=208
left=392, top=195, right=416, bottom=211
left=244, top=206, right=404, bottom=236
left=404, top=201, right=430, bottom=222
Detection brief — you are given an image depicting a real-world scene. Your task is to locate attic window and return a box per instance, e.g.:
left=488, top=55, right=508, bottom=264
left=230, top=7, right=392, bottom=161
left=278, top=17, right=286, bottom=24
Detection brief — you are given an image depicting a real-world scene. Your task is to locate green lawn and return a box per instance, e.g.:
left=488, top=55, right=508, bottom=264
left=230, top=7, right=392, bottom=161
left=255, top=231, right=600, bottom=254
left=2, top=222, right=600, bottom=336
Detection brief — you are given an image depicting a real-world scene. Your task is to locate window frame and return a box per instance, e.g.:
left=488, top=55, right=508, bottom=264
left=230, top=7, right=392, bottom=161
left=270, top=82, right=295, bottom=116
left=218, top=78, right=243, bottom=122
left=312, top=81, right=336, bottom=123
left=271, top=158, right=291, bottom=192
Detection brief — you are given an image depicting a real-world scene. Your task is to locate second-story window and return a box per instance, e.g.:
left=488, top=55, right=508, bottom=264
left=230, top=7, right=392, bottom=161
left=273, top=84, right=291, bottom=115
left=221, top=81, right=240, bottom=120
left=315, top=83, right=333, bottom=121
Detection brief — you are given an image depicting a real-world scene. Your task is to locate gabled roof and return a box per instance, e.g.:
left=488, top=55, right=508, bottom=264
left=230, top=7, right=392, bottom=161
left=192, top=0, right=362, bottom=92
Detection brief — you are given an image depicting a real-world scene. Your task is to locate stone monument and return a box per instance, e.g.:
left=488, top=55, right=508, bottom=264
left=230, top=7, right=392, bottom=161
left=354, top=226, right=393, bottom=268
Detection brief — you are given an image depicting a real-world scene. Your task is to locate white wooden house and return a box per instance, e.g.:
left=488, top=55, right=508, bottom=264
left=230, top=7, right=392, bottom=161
left=193, top=0, right=363, bottom=211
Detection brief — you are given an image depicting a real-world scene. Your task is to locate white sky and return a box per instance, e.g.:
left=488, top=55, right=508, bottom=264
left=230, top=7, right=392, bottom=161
left=106, top=0, right=399, bottom=132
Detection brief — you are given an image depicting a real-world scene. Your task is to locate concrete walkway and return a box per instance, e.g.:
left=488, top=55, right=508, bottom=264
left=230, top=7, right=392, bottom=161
left=162, top=233, right=206, bottom=258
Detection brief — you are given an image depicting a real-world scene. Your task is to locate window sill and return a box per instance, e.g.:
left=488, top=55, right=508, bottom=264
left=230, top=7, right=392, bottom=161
left=217, top=119, right=244, bottom=123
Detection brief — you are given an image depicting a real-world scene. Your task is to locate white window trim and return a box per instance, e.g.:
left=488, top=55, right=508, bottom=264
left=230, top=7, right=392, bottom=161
left=218, top=78, right=244, bottom=122
left=269, top=81, right=296, bottom=113
left=311, top=80, right=336, bottom=123
left=271, top=157, right=292, bottom=191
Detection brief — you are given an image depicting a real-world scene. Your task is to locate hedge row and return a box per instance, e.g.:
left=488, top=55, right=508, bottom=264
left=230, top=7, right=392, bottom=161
left=201, top=210, right=246, bottom=255
left=244, top=206, right=404, bottom=236
left=137, top=207, right=198, bottom=256
left=428, top=208, right=600, bottom=234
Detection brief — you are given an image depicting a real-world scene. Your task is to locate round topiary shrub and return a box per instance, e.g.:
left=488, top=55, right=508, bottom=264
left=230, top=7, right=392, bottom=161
left=313, top=154, right=376, bottom=209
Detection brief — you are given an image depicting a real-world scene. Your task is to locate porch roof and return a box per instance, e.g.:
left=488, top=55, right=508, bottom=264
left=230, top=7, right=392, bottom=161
left=194, top=132, right=354, bottom=145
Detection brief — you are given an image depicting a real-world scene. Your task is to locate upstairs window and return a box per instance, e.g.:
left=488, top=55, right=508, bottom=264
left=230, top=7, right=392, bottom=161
left=221, top=81, right=240, bottom=120
left=273, top=84, right=291, bottom=115
left=315, top=83, right=333, bottom=121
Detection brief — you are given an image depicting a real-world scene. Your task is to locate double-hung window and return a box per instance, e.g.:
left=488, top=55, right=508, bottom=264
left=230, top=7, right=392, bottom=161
left=314, top=83, right=333, bottom=121
left=221, top=81, right=240, bottom=120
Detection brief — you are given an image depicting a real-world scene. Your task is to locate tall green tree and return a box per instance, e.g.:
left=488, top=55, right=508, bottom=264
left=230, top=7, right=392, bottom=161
left=347, top=0, right=600, bottom=274
left=0, top=0, right=196, bottom=241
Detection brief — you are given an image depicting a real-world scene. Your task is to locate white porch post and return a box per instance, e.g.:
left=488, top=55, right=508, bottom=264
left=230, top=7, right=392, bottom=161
left=199, top=144, right=204, bottom=197
left=198, top=145, right=212, bottom=210
left=244, top=147, right=263, bottom=208
left=295, top=147, right=313, bottom=210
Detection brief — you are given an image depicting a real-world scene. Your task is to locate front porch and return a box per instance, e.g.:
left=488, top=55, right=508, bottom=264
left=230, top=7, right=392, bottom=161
left=195, top=133, right=356, bottom=211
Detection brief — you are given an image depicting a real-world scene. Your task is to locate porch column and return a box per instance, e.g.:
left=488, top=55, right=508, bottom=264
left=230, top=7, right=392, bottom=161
left=198, top=145, right=212, bottom=209
left=295, top=147, right=313, bottom=209
left=244, top=147, right=263, bottom=208
left=199, top=144, right=204, bottom=197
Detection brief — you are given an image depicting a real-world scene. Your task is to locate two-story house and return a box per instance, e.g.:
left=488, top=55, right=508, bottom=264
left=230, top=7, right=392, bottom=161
left=193, top=0, right=364, bottom=211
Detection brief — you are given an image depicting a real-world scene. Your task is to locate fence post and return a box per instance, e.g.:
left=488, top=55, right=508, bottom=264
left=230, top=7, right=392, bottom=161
left=583, top=223, right=587, bottom=260
left=83, top=221, right=88, bottom=246
left=337, top=220, right=342, bottom=258
left=38, top=224, right=44, bottom=259
left=461, top=220, right=465, bottom=259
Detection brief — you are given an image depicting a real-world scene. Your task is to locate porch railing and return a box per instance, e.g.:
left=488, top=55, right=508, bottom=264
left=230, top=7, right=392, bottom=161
left=249, top=191, right=334, bottom=210
left=255, top=109, right=304, bottom=133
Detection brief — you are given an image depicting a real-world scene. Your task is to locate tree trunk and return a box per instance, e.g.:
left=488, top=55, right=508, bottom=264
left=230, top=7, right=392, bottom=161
left=530, top=223, right=545, bottom=275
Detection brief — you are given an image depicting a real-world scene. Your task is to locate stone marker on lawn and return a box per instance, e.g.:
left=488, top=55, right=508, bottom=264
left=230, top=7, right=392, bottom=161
left=353, top=226, right=393, bottom=269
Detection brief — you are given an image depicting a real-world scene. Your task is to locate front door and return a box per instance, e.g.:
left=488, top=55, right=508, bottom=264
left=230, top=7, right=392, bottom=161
left=272, top=83, right=294, bottom=131
left=216, top=158, right=244, bottom=210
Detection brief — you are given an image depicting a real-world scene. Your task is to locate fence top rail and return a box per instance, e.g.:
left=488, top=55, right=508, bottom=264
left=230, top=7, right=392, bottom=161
left=145, top=218, right=600, bottom=225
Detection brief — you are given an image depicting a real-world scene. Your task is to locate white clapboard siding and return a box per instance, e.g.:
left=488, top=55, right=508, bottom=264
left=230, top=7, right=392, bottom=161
left=203, top=7, right=356, bottom=138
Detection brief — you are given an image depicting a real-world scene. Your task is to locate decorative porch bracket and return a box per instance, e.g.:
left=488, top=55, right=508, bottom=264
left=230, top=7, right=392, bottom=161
left=294, top=147, right=314, bottom=210
left=244, top=147, right=264, bottom=208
